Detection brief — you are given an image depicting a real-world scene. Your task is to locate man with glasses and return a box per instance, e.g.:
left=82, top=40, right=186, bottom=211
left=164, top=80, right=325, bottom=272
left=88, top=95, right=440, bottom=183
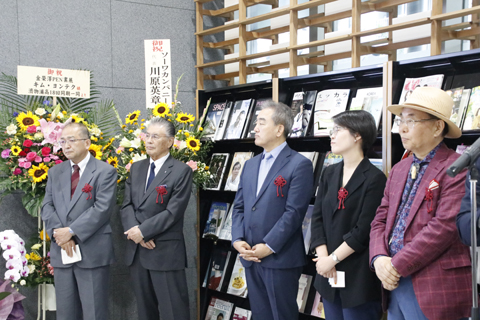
left=120, top=116, right=192, bottom=320
left=42, top=122, right=117, bottom=320
left=369, top=87, right=472, bottom=320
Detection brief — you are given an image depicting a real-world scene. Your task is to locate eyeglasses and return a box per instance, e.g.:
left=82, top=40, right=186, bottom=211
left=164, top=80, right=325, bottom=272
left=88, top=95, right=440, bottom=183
left=145, top=133, right=168, bottom=140
left=329, top=126, right=346, bottom=137
left=394, top=118, right=437, bottom=129
left=58, top=138, right=88, bottom=146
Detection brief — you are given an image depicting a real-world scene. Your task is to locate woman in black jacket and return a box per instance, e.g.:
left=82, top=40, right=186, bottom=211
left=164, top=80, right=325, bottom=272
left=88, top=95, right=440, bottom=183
left=310, top=110, right=386, bottom=320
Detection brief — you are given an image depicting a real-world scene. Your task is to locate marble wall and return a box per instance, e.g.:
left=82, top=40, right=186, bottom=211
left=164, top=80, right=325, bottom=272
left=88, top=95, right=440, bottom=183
left=0, top=0, right=198, bottom=319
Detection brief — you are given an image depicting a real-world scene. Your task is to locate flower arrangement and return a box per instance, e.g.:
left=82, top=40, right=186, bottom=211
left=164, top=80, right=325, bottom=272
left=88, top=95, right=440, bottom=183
left=0, top=230, right=28, bottom=284
left=0, top=279, right=25, bottom=320
left=0, top=73, right=122, bottom=216
left=20, top=230, right=54, bottom=287
left=115, top=77, right=213, bottom=198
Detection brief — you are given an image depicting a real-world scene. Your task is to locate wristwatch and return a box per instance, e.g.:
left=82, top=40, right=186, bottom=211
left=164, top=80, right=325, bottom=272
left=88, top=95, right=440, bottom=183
left=330, top=253, right=340, bottom=264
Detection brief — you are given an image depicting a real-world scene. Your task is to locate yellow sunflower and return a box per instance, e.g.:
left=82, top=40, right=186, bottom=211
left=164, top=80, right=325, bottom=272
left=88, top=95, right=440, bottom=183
left=89, top=144, right=103, bottom=160
left=70, top=115, right=85, bottom=124
left=176, top=112, right=195, bottom=124
left=152, top=103, right=170, bottom=117
left=107, top=156, right=119, bottom=168
left=40, top=229, right=50, bottom=241
left=16, top=112, right=40, bottom=131
left=126, top=110, right=140, bottom=124
left=11, top=146, right=21, bottom=156
left=186, top=137, right=201, bottom=152
left=28, top=163, right=49, bottom=183
left=28, top=252, right=41, bottom=261
left=103, top=138, right=115, bottom=151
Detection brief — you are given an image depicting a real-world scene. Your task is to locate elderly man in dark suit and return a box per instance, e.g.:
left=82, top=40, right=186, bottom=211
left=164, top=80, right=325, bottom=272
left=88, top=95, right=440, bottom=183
left=369, top=87, right=472, bottom=320
left=120, top=116, right=192, bottom=320
left=232, top=100, right=314, bottom=320
left=42, top=122, right=117, bottom=320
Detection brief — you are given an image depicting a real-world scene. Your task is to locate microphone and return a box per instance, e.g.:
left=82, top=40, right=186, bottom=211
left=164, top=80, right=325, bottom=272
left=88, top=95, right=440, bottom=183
left=447, top=137, right=480, bottom=177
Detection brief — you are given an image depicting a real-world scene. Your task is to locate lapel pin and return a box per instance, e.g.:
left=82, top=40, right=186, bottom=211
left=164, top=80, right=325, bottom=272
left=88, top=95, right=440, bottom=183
left=156, top=185, right=168, bottom=204
left=274, top=176, right=286, bottom=197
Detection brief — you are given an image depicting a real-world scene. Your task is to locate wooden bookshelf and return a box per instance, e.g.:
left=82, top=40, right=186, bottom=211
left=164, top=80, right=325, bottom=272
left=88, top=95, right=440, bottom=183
left=195, top=0, right=480, bottom=90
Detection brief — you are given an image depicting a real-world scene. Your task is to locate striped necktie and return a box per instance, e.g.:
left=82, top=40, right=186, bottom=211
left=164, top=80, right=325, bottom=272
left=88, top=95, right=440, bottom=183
left=71, top=165, right=80, bottom=198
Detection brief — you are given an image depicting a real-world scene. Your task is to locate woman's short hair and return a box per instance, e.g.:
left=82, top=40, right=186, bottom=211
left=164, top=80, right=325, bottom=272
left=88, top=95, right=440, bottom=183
left=332, top=110, right=377, bottom=155
left=261, top=100, right=294, bottom=138
left=233, top=162, right=241, bottom=170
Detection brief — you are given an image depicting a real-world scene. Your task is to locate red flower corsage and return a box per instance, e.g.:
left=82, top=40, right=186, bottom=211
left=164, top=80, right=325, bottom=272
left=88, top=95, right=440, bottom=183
left=274, top=175, right=286, bottom=197
left=338, top=187, right=348, bottom=209
left=82, top=183, right=93, bottom=200
left=424, top=179, right=439, bottom=213
left=156, top=185, right=168, bottom=204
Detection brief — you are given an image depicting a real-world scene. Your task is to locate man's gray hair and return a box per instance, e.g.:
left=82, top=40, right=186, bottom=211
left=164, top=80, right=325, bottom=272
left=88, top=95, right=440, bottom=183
left=148, top=116, right=175, bottom=138
left=260, top=100, right=294, bottom=138
left=63, top=122, right=90, bottom=139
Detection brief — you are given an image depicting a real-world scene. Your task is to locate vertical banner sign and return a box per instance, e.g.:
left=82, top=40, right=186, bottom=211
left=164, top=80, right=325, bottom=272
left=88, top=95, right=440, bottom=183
left=17, top=66, right=90, bottom=98
left=145, top=39, right=172, bottom=109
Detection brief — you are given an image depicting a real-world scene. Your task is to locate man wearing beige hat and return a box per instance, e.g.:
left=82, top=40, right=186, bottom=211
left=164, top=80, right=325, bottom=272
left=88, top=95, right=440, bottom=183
left=369, top=87, right=472, bottom=320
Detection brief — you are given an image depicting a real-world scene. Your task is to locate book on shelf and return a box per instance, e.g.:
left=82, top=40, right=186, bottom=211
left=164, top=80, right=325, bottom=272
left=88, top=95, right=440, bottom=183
left=233, top=306, right=252, bottom=320
left=227, top=254, right=248, bottom=298
left=207, top=297, right=234, bottom=320
left=206, top=153, right=230, bottom=190
left=206, top=246, right=232, bottom=291
left=224, top=99, right=254, bottom=140
left=369, top=158, right=383, bottom=172
left=218, top=205, right=234, bottom=241
left=215, top=101, right=234, bottom=141
left=291, top=91, right=318, bottom=138
left=462, top=86, right=480, bottom=131
left=350, top=87, right=383, bottom=109
left=299, top=152, right=319, bottom=171
left=224, top=152, right=254, bottom=192
left=321, top=151, right=343, bottom=175
left=244, top=98, right=270, bottom=139
left=310, top=291, right=325, bottom=318
left=392, top=74, right=444, bottom=133
left=302, top=205, right=314, bottom=255
left=313, top=89, right=350, bottom=137
left=204, top=297, right=217, bottom=320
left=458, top=89, right=472, bottom=130
left=362, top=96, right=383, bottom=130
left=446, top=87, right=464, bottom=127
left=297, top=274, right=313, bottom=313
left=203, top=202, right=230, bottom=238
left=202, top=100, right=228, bottom=140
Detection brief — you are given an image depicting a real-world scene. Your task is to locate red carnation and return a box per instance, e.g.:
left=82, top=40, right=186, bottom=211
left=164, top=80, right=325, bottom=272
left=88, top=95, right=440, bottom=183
left=13, top=168, right=22, bottom=176
left=23, top=148, right=30, bottom=153
left=23, top=140, right=33, bottom=147
left=19, top=151, right=27, bottom=157
left=41, top=147, right=51, bottom=157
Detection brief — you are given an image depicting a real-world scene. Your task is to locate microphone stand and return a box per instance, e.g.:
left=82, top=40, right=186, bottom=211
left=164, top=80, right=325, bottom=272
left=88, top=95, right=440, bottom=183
left=469, top=165, right=479, bottom=320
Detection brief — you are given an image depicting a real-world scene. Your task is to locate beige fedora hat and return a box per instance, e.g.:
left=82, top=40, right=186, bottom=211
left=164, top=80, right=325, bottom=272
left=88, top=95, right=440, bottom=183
left=388, top=86, right=461, bottom=139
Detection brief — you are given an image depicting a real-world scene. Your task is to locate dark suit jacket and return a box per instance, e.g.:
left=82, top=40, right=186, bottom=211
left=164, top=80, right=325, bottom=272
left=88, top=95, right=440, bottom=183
left=310, top=158, right=386, bottom=308
left=42, top=155, right=117, bottom=269
left=232, top=145, right=314, bottom=269
left=456, top=157, right=480, bottom=246
left=120, top=155, right=193, bottom=271
left=370, top=143, right=471, bottom=320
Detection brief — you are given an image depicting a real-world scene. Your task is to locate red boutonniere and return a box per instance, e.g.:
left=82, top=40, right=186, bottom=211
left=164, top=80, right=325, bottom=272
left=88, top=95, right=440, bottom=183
left=274, top=176, right=286, bottom=197
left=82, top=183, right=93, bottom=200
left=338, top=187, right=348, bottom=209
left=156, top=185, right=168, bottom=204
left=424, top=179, right=439, bottom=213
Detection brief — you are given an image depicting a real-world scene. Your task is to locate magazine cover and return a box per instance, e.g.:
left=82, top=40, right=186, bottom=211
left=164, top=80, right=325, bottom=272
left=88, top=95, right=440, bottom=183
left=233, top=306, right=252, bottom=320
left=204, top=297, right=217, bottom=320
left=207, top=246, right=231, bottom=291
left=224, top=99, right=253, bottom=140
left=446, top=87, right=464, bottom=125
left=218, top=206, right=233, bottom=241
left=202, top=100, right=228, bottom=140
left=291, top=91, right=317, bottom=137
left=302, top=205, right=314, bottom=255
left=215, top=101, right=234, bottom=141
left=310, top=292, right=325, bottom=318
left=210, top=299, right=234, bottom=320
left=462, top=86, right=480, bottom=130
left=244, top=98, right=270, bottom=139
left=321, top=151, right=343, bottom=176
left=313, top=89, right=350, bottom=136
left=458, top=89, right=472, bottom=129
left=297, top=274, right=313, bottom=313
left=206, top=153, right=230, bottom=190
left=392, top=74, right=444, bottom=133
left=290, top=92, right=305, bottom=137
left=203, top=202, right=230, bottom=238
left=224, top=152, right=253, bottom=192
left=362, top=96, right=383, bottom=130
left=227, top=255, right=248, bottom=298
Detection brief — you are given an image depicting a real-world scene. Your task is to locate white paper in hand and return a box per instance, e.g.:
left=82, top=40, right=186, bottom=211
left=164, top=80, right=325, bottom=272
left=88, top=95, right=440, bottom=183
left=328, top=271, right=345, bottom=288
left=61, top=245, right=82, bottom=264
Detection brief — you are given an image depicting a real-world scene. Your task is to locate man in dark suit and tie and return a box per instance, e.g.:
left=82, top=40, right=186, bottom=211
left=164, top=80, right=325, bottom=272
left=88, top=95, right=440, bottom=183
left=42, top=122, right=117, bottom=320
left=232, top=100, right=314, bottom=320
left=457, top=157, right=480, bottom=246
left=120, top=116, right=192, bottom=320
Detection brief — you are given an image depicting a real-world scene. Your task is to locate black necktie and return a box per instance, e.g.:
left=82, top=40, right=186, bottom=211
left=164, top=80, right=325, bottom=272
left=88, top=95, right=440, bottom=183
left=146, top=162, right=156, bottom=191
